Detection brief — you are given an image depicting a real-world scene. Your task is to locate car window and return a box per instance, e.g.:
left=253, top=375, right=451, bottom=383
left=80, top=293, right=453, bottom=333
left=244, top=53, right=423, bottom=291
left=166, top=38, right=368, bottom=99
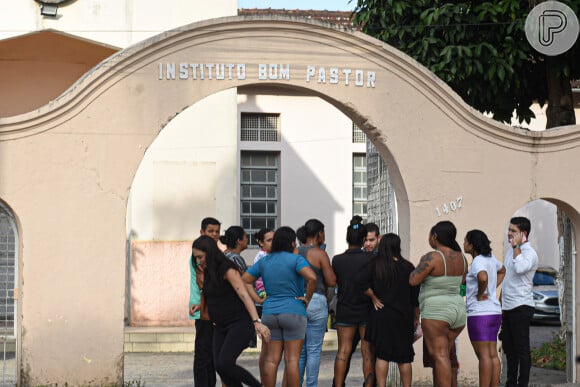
left=533, top=272, right=555, bottom=286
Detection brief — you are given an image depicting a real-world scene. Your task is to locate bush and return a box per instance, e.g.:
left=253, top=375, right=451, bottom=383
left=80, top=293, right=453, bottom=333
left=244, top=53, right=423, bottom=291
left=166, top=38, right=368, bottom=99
left=531, top=335, right=566, bottom=371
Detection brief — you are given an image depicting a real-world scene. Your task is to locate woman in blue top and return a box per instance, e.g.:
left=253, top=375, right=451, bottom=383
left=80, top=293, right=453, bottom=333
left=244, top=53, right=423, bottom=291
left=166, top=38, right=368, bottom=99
left=243, top=226, right=317, bottom=387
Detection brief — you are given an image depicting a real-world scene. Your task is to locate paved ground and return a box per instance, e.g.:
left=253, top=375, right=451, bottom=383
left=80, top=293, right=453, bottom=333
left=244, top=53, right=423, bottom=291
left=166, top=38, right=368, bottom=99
left=124, top=349, right=576, bottom=387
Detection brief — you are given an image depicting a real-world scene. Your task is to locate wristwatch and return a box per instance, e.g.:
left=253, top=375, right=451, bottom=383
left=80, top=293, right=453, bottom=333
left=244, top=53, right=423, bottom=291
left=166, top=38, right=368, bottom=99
left=252, top=318, right=261, bottom=324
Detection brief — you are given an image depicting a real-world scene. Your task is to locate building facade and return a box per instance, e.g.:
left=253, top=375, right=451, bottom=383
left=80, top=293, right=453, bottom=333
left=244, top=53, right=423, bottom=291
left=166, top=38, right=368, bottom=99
left=1, top=2, right=580, bottom=385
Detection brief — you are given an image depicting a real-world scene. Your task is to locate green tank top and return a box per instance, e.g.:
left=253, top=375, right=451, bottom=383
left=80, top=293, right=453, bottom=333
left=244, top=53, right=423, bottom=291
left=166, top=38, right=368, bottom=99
left=419, top=250, right=466, bottom=305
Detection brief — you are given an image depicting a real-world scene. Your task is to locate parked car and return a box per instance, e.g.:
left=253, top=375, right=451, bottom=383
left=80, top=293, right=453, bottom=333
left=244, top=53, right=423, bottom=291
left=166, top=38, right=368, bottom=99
left=532, top=266, right=560, bottom=322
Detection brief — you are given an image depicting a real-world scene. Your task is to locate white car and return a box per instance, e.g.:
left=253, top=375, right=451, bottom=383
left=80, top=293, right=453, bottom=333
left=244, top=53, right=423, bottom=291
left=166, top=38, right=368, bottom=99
left=532, top=266, right=560, bottom=322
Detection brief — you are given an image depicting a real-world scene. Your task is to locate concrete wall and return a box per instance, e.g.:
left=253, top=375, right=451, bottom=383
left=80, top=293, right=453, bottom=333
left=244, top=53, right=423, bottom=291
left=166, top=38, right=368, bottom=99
left=1, top=16, right=580, bottom=384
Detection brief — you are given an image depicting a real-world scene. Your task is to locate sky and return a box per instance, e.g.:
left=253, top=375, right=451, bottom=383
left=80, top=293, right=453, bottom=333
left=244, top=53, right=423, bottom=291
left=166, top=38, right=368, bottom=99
left=238, top=0, right=356, bottom=11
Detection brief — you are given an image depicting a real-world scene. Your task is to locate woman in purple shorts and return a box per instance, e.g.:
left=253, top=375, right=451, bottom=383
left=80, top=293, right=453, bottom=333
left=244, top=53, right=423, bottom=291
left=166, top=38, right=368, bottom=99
left=463, top=230, right=506, bottom=387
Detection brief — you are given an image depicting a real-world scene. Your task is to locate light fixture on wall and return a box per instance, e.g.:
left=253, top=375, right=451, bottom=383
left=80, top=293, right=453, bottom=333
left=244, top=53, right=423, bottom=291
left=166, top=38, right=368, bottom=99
left=40, top=4, right=59, bottom=17
left=35, top=0, right=76, bottom=18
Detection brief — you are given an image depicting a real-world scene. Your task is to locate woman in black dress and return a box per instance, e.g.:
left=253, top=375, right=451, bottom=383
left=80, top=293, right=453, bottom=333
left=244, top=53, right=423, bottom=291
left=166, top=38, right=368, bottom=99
left=332, top=216, right=374, bottom=387
left=192, top=235, right=270, bottom=387
left=359, top=233, right=420, bottom=387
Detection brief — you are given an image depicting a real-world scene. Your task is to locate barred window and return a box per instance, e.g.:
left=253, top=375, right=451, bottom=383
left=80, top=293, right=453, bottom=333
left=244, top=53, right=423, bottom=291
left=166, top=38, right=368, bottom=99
left=352, top=123, right=365, bottom=143
left=353, top=153, right=367, bottom=221
left=0, top=205, right=16, bottom=334
left=241, top=152, right=279, bottom=245
left=241, top=113, right=280, bottom=142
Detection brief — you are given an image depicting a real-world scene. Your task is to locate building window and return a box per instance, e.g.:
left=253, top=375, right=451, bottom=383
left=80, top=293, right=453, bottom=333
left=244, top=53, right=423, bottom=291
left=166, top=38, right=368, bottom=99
left=0, top=204, right=16, bottom=334
left=241, top=113, right=280, bottom=142
left=353, top=153, right=367, bottom=221
left=241, top=152, right=279, bottom=244
left=352, top=123, right=365, bottom=143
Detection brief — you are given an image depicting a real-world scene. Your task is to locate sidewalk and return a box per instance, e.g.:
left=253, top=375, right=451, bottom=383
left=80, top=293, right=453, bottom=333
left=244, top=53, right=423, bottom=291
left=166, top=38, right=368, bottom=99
left=124, top=350, right=578, bottom=387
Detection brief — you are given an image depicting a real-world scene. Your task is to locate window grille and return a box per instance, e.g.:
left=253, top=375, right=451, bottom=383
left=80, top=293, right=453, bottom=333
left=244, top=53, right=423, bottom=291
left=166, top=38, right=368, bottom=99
left=0, top=206, right=16, bottom=334
left=352, top=123, right=366, bottom=143
left=241, top=152, right=279, bottom=244
left=353, top=153, right=368, bottom=222
left=241, top=113, right=280, bottom=142
left=366, top=141, right=398, bottom=234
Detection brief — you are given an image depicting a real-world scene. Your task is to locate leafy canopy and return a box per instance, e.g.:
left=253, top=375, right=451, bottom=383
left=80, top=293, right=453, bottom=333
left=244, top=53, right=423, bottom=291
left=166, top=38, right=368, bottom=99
left=352, top=0, right=580, bottom=125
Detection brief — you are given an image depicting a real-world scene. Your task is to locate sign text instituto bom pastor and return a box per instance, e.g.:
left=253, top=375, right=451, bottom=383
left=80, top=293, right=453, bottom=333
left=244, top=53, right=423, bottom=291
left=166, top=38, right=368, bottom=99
left=158, top=63, right=377, bottom=88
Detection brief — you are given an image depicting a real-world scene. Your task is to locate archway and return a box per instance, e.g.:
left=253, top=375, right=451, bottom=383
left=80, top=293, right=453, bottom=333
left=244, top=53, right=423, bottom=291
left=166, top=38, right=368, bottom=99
left=1, top=16, right=580, bottom=384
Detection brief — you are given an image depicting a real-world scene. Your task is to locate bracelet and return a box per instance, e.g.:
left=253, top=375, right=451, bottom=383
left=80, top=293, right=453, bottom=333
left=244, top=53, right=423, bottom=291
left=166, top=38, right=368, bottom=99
left=514, top=244, right=521, bottom=250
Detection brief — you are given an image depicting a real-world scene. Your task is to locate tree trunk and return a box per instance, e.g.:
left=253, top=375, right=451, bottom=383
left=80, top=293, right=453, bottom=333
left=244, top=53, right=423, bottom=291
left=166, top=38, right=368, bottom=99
left=545, top=55, right=577, bottom=129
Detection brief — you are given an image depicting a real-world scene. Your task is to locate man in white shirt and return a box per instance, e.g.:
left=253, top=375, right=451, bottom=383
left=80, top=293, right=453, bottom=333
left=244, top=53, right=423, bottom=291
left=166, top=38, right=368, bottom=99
left=501, top=216, right=538, bottom=387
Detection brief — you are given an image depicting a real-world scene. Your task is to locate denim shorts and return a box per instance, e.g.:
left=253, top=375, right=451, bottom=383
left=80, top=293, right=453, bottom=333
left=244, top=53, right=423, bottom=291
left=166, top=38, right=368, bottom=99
left=262, top=313, right=307, bottom=341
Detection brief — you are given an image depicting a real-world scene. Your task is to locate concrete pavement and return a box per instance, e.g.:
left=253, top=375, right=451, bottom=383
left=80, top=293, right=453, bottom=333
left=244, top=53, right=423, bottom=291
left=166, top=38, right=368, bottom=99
left=124, top=349, right=577, bottom=387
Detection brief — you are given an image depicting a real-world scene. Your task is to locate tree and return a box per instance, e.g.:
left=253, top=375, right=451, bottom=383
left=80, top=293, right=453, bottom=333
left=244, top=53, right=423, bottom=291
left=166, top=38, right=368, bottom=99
left=352, top=0, right=579, bottom=129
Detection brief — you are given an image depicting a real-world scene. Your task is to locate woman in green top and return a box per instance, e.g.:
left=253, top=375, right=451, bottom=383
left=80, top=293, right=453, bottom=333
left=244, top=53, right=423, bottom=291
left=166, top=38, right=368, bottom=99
left=409, top=221, right=467, bottom=387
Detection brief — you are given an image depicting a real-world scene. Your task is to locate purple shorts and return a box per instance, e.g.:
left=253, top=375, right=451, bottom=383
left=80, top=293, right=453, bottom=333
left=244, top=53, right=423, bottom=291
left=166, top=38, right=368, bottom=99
left=467, top=314, right=502, bottom=342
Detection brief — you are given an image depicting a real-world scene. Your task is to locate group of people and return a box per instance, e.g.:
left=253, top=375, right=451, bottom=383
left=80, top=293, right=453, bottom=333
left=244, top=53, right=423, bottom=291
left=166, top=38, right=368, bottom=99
left=188, top=215, right=539, bottom=387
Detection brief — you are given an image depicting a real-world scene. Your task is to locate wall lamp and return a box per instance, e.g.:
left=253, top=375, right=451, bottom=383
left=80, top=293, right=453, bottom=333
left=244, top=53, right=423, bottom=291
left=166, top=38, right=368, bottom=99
left=40, top=4, right=58, bottom=17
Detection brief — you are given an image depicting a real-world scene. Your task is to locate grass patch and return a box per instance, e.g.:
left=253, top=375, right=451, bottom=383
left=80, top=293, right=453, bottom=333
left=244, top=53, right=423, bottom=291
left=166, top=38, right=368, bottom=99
left=531, top=335, right=566, bottom=371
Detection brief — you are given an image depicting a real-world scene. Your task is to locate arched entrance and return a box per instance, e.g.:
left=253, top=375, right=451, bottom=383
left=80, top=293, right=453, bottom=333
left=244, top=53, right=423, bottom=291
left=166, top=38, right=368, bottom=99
left=1, top=16, right=580, bottom=385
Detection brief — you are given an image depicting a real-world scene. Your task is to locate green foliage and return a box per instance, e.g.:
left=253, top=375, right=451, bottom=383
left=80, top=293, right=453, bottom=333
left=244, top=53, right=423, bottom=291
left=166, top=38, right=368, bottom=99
left=531, top=335, right=566, bottom=371
left=352, top=0, right=580, bottom=126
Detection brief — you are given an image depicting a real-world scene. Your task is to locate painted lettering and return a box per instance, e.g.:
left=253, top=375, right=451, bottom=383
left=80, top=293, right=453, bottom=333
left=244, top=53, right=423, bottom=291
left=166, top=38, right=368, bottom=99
left=157, top=63, right=376, bottom=87
left=279, top=64, right=290, bottom=80
left=205, top=64, right=214, bottom=80
left=258, top=64, right=268, bottom=80
left=237, top=64, right=246, bottom=80
left=166, top=63, right=176, bottom=80
left=355, top=70, right=364, bottom=87
left=215, top=64, right=225, bottom=80
left=226, top=64, right=235, bottom=80
left=179, top=63, right=189, bottom=80
left=318, top=67, right=326, bottom=83
left=259, top=64, right=291, bottom=80
left=330, top=68, right=339, bottom=84
left=306, top=66, right=316, bottom=82
left=367, top=72, right=376, bottom=88
left=190, top=64, right=199, bottom=80
left=342, top=69, right=351, bottom=86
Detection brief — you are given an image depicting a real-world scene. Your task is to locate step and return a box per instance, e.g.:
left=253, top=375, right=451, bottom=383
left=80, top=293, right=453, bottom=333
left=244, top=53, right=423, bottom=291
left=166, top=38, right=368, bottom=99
left=124, top=326, right=338, bottom=353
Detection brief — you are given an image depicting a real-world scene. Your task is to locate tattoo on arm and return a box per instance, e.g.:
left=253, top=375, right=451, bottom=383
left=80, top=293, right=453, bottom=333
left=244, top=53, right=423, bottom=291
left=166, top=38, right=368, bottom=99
left=413, top=253, right=433, bottom=275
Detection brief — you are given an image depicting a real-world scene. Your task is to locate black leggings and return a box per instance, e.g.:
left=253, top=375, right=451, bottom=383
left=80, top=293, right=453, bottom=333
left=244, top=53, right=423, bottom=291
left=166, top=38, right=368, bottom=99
left=213, top=318, right=261, bottom=387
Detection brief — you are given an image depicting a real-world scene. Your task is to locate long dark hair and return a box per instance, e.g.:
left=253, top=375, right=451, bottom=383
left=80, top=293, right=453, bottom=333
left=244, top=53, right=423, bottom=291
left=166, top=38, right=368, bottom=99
left=219, top=226, right=246, bottom=249
left=465, top=229, right=492, bottom=257
left=192, top=235, right=235, bottom=290
left=374, top=233, right=403, bottom=286
left=431, top=221, right=461, bottom=252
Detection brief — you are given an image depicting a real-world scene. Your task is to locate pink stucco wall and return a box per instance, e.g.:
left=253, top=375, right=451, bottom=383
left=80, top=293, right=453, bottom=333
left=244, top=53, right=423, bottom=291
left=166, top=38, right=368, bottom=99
left=131, top=241, right=194, bottom=327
